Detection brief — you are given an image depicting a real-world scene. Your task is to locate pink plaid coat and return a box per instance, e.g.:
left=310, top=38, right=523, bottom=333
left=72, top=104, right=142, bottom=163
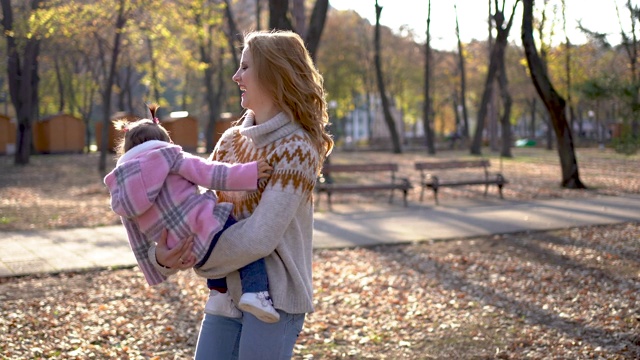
left=104, top=140, right=259, bottom=285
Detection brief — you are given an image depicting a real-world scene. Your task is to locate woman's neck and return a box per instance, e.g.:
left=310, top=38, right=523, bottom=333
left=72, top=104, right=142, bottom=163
left=252, top=105, right=281, bottom=125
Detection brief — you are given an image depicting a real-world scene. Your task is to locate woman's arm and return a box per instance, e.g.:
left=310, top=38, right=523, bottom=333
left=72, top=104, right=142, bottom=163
left=193, top=139, right=319, bottom=279
left=193, top=188, right=306, bottom=279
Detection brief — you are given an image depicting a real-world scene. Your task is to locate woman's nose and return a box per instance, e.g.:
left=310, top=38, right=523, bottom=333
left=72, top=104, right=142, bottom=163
left=232, top=71, right=240, bottom=82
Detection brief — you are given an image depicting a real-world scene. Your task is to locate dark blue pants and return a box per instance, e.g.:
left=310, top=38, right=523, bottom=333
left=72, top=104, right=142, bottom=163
left=200, top=216, right=269, bottom=294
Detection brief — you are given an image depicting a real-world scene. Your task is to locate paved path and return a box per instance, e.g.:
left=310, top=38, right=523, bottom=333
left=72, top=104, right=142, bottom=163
left=1, top=194, right=639, bottom=277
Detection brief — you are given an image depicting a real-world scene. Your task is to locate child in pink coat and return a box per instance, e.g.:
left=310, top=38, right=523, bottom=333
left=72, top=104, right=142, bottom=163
left=104, top=104, right=279, bottom=323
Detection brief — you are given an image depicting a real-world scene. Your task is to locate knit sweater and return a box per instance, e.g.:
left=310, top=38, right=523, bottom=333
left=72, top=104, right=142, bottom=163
left=149, top=112, right=320, bottom=314
left=104, top=140, right=259, bottom=285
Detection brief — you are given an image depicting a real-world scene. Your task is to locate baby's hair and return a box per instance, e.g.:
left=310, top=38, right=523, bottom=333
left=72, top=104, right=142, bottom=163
left=114, top=103, right=171, bottom=155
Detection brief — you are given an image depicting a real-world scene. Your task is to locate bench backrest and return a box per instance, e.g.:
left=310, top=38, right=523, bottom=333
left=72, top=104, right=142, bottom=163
left=414, top=160, right=490, bottom=171
left=323, top=163, right=398, bottom=174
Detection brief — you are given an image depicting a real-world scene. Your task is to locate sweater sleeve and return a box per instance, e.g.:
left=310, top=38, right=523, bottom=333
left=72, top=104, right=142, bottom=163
left=193, top=189, right=304, bottom=279
left=193, top=140, right=318, bottom=279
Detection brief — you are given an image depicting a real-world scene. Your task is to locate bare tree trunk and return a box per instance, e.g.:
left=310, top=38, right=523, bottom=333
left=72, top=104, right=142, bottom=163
left=561, top=0, right=576, bottom=132
left=2, top=0, right=43, bottom=165
left=374, top=0, right=402, bottom=153
left=454, top=5, right=469, bottom=140
left=54, top=57, right=65, bottom=112
left=618, top=0, right=640, bottom=136
left=99, top=0, right=127, bottom=172
left=256, top=0, right=263, bottom=30
left=267, top=0, right=327, bottom=62
left=529, top=97, right=536, bottom=138
left=292, top=0, right=306, bottom=38
left=522, top=0, right=586, bottom=188
left=223, top=0, right=243, bottom=113
left=223, top=0, right=241, bottom=70
left=497, top=58, right=513, bottom=157
left=204, top=49, right=225, bottom=154
left=304, top=0, right=328, bottom=62
left=423, top=0, right=435, bottom=154
left=195, top=10, right=223, bottom=154
left=269, top=0, right=293, bottom=30
left=470, top=0, right=518, bottom=156
left=146, top=36, right=161, bottom=103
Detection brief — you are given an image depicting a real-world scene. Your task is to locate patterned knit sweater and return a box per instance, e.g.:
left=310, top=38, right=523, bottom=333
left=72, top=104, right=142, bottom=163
left=149, top=112, right=321, bottom=314
left=104, top=140, right=259, bottom=285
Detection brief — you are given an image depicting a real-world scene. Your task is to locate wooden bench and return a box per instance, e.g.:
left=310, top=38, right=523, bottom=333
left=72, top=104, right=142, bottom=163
left=414, top=160, right=507, bottom=205
left=315, top=163, right=413, bottom=210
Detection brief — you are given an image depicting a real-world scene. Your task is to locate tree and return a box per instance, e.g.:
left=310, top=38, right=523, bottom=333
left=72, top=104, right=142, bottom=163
left=454, top=4, right=470, bottom=140
left=470, top=0, right=519, bottom=156
left=422, top=0, right=435, bottom=154
left=97, top=0, right=129, bottom=172
left=267, top=0, right=328, bottom=61
left=1, top=0, right=44, bottom=165
left=561, top=0, right=576, bottom=131
left=190, top=0, right=226, bottom=153
left=522, top=0, right=586, bottom=188
left=374, top=0, right=402, bottom=153
left=616, top=0, right=640, bottom=137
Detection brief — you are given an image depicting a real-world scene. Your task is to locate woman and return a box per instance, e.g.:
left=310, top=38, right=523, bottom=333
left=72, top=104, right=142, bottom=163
left=152, top=30, right=333, bottom=359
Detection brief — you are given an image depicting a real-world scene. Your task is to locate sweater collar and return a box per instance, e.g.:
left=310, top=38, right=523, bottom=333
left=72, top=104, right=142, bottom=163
left=239, top=112, right=302, bottom=148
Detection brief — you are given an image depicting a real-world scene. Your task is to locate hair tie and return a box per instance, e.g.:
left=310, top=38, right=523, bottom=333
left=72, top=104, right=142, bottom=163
left=153, top=117, right=159, bottom=124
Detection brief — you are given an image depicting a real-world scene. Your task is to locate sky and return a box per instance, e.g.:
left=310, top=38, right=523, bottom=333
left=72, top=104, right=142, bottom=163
left=329, top=0, right=631, bottom=50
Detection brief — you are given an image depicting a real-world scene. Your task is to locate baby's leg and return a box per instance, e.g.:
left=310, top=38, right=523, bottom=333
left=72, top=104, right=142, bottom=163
left=237, top=258, right=280, bottom=323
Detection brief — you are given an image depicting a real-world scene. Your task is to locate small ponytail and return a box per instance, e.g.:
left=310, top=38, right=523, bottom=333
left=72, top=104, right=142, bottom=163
left=148, top=103, right=160, bottom=124
left=114, top=103, right=171, bottom=155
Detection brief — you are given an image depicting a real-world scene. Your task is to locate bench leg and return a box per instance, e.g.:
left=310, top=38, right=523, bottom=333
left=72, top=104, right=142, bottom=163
left=497, top=175, right=506, bottom=199
left=419, top=186, right=425, bottom=202
left=388, top=189, right=395, bottom=204
left=402, top=189, right=408, bottom=207
left=433, top=188, right=439, bottom=205
left=327, top=192, right=333, bottom=211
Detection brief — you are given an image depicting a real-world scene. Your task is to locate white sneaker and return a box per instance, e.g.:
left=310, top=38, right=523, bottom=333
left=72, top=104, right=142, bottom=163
left=204, top=289, right=241, bottom=318
left=237, top=291, right=280, bottom=323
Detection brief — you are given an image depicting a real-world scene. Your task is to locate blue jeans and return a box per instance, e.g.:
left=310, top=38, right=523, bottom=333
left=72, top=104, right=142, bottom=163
left=194, top=310, right=305, bottom=360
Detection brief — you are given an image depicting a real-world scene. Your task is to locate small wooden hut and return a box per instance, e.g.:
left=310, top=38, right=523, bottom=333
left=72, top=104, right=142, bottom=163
left=0, top=114, right=16, bottom=155
left=33, top=114, right=85, bottom=153
left=161, top=115, right=199, bottom=153
left=212, top=113, right=240, bottom=145
left=95, top=113, right=138, bottom=152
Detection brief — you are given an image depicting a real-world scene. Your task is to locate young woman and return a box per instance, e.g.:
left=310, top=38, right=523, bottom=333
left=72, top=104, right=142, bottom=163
left=152, top=30, right=333, bottom=359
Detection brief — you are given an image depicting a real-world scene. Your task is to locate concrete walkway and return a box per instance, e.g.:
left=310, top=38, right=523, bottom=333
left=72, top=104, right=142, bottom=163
left=1, top=194, right=639, bottom=277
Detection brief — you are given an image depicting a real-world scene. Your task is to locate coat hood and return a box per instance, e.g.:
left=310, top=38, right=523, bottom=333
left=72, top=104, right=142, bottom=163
left=104, top=141, right=180, bottom=218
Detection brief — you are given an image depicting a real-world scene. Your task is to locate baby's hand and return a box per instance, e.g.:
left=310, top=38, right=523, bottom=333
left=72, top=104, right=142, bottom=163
left=257, top=159, right=273, bottom=180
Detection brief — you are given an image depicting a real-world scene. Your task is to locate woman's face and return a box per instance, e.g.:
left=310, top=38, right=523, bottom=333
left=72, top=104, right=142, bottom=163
left=232, top=46, right=272, bottom=114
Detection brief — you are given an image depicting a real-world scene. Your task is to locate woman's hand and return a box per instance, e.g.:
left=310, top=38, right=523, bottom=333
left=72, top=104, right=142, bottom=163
left=155, top=229, right=196, bottom=270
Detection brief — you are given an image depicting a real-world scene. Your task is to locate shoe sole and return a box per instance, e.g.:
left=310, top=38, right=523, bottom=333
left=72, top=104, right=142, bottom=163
left=204, top=309, right=242, bottom=318
left=237, top=303, right=280, bottom=323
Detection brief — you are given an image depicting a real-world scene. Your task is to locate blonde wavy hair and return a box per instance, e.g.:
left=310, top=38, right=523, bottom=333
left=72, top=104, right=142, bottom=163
left=243, top=30, right=333, bottom=168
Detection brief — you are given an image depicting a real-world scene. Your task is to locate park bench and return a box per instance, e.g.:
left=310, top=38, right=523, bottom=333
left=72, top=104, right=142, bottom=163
left=315, top=162, right=413, bottom=211
left=414, top=159, right=507, bottom=205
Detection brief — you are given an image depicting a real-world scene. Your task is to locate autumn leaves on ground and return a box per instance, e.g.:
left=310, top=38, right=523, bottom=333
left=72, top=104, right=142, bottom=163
left=0, top=147, right=639, bottom=359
